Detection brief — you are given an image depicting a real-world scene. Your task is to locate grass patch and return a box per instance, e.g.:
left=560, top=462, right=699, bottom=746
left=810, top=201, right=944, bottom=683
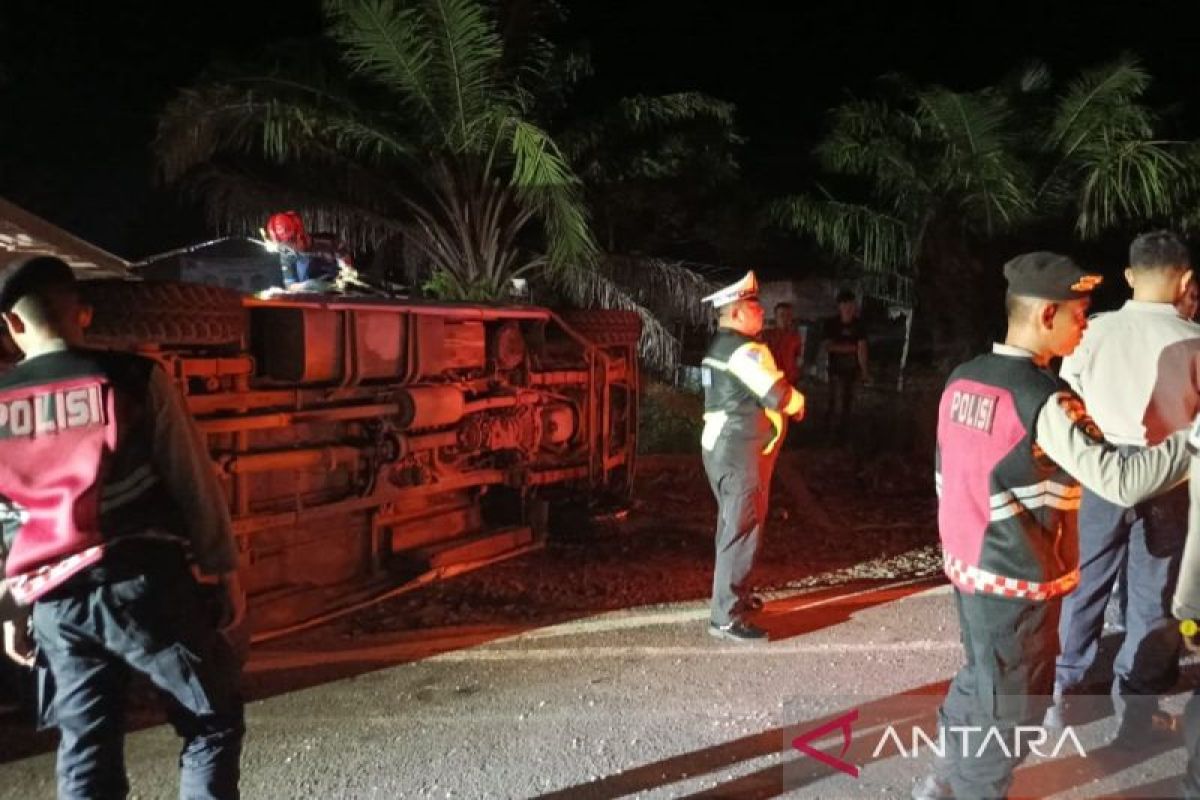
left=639, top=381, right=703, bottom=454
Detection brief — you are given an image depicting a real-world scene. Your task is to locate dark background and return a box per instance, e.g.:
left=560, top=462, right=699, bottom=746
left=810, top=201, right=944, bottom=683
left=1, top=0, right=1197, bottom=270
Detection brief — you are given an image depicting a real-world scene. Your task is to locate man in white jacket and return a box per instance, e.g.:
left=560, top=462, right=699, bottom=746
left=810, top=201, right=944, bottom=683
left=1050, top=230, right=1200, bottom=745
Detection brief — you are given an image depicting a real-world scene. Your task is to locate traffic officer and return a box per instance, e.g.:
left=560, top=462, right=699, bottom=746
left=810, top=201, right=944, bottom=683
left=700, top=271, right=805, bottom=642
left=914, top=252, right=1192, bottom=800
left=0, top=256, right=245, bottom=799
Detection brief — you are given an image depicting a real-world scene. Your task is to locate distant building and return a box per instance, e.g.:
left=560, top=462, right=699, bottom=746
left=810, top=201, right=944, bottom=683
left=136, top=236, right=280, bottom=293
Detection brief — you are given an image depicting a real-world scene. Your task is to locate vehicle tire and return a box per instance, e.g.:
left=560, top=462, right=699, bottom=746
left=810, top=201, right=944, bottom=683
left=558, top=309, right=643, bottom=347
left=81, top=280, right=248, bottom=349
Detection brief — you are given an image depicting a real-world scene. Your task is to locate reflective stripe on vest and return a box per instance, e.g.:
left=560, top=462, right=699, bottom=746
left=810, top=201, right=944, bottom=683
left=989, top=480, right=1082, bottom=521
left=701, top=345, right=785, bottom=454
left=943, top=552, right=1079, bottom=601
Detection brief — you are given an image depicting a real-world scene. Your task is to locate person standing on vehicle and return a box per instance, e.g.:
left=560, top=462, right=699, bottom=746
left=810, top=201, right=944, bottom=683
left=913, top=252, right=1192, bottom=800
left=0, top=255, right=245, bottom=799
left=1048, top=231, right=1200, bottom=746
left=264, top=210, right=353, bottom=291
left=821, top=290, right=869, bottom=442
left=700, top=272, right=805, bottom=642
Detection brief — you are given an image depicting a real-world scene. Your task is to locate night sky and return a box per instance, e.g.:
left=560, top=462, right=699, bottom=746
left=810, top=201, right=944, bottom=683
left=2, top=0, right=1198, bottom=263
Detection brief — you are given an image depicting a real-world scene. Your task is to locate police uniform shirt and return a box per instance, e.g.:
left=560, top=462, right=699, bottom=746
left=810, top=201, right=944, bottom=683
left=1060, top=300, right=1200, bottom=446
left=0, top=347, right=236, bottom=620
left=701, top=330, right=804, bottom=454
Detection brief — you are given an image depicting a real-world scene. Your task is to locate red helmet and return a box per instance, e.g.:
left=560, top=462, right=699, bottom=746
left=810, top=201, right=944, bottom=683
left=266, top=211, right=310, bottom=249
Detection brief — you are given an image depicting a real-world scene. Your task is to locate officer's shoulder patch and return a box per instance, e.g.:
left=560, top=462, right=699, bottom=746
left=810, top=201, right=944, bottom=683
left=740, top=343, right=765, bottom=363
left=1055, top=391, right=1104, bottom=443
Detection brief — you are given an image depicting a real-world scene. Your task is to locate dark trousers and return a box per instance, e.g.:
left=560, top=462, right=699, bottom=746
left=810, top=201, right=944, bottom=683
left=702, top=434, right=778, bottom=626
left=825, top=371, right=857, bottom=440
left=1055, top=482, right=1187, bottom=725
left=934, top=590, right=1060, bottom=799
left=31, top=564, right=244, bottom=800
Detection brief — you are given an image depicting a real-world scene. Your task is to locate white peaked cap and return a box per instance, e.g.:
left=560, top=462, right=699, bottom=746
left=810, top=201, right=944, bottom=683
left=702, top=271, right=759, bottom=309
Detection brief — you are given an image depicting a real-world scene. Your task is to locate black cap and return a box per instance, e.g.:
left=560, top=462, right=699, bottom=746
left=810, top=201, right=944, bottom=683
left=1003, top=251, right=1102, bottom=301
left=0, top=255, right=77, bottom=312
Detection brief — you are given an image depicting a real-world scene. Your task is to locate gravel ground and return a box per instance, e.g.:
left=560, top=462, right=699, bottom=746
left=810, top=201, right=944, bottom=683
left=0, top=445, right=952, bottom=796
left=5, top=446, right=1198, bottom=798
left=336, top=448, right=941, bottom=634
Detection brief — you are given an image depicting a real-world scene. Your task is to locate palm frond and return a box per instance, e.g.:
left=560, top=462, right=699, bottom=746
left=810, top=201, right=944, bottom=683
left=403, top=161, right=541, bottom=298
left=602, top=255, right=720, bottom=327
left=771, top=193, right=911, bottom=274
left=424, top=0, right=506, bottom=151
left=507, top=118, right=597, bottom=270
left=999, top=60, right=1051, bottom=95
left=155, top=82, right=416, bottom=182
left=613, top=93, right=737, bottom=131
left=915, top=88, right=1033, bottom=233
left=324, top=0, right=446, bottom=133
left=495, top=0, right=587, bottom=118
left=1070, top=139, right=1196, bottom=238
left=1039, top=56, right=1168, bottom=220
left=1049, top=55, right=1154, bottom=154
left=815, top=99, right=926, bottom=205
left=560, top=91, right=742, bottom=189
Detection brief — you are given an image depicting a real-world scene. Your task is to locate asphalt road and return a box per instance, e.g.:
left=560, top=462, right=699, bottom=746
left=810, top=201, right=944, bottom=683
left=3, top=578, right=1197, bottom=799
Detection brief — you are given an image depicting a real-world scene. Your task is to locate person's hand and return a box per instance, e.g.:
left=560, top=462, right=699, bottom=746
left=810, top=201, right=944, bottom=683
left=790, top=392, right=807, bottom=423
left=218, top=571, right=246, bottom=634
left=3, top=617, right=35, bottom=668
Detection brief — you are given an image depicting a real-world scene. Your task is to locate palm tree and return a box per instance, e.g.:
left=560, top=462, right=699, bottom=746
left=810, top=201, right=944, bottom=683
left=560, top=92, right=744, bottom=255
left=772, top=57, right=1200, bottom=362
left=155, top=0, right=730, bottom=369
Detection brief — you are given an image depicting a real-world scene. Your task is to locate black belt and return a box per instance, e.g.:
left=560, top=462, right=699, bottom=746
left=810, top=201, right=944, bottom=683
left=44, top=540, right=190, bottom=596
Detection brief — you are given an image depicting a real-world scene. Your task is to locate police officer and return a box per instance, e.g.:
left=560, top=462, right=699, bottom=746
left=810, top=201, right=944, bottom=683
left=915, top=253, right=1192, bottom=800
left=0, top=256, right=245, bottom=799
left=700, top=271, right=805, bottom=642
